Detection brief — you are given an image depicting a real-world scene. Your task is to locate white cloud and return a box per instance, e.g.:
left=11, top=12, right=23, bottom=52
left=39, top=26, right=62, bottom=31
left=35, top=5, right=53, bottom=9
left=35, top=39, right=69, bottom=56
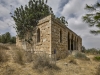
left=61, top=0, right=100, bottom=48
left=0, top=4, right=10, bottom=18
left=47, top=0, right=61, bottom=15
left=0, top=0, right=29, bottom=36
left=0, top=20, right=8, bottom=30
left=0, top=0, right=100, bottom=49
left=61, top=0, right=97, bottom=18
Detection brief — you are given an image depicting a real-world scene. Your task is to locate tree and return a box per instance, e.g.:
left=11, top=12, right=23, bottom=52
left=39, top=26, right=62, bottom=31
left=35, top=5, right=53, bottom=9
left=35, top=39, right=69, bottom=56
left=10, top=37, right=16, bottom=44
left=11, top=0, right=53, bottom=41
left=11, top=0, right=68, bottom=51
left=83, top=2, right=100, bottom=35
left=11, top=0, right=68, bottom=40
left=81, top=46, right=86, bottom=53
left=0, top=35, right=1, bottom=43
left=0, top=32, right=16, bottom=44
left=1, top=34, right=6, bottom=43
left=5, top=32, right=11, bottom=43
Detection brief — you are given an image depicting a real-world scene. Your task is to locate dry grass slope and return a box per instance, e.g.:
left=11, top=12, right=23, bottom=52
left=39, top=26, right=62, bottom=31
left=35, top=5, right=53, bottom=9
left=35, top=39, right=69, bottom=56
left=0, top=44, right=100, bottom=75
left=0, top=44, right=9, bottom=63
left=32, top=53, right=60, bottom=73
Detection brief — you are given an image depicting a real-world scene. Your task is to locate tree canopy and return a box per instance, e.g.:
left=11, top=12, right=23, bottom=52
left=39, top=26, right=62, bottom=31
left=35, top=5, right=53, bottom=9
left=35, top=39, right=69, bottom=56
left=11, top=0, right=68, bottom=43
left=0, top=32, right=16, bottom=44
left=82, top=2, right=100, bottom=35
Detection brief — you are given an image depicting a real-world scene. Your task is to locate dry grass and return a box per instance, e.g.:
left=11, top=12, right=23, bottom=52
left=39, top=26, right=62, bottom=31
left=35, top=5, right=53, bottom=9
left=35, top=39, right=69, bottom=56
left=74, top=52, right=90, bottom=60
left=96, top=64, right=100, bottom=75
left=0, top=43, right=9, bottom=50
left=13, top=50, right=25, bottom=65
left=24, top=51, right=33, bottom=62
left=66, top=55, right=77, bottom=64
left=68, top=59, right=77, bottom=64
left=4, top=65, right=15, bottom=75
left=0, top=50, right=8, bottom=63
left=32, top=53, right=60, bottom=73
left=93, top=56, right=100, bottom=61
left=1, top=44, right=100, bottom=75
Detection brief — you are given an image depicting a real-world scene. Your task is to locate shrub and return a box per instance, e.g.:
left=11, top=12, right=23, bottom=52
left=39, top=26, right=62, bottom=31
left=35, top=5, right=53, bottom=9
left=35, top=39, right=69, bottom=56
left=93, top=56, right=100, bottom=61
left=4, top=65, right=15, bottom=75
left=0, top=44, right=9, bottom=50
left=67, top=55, right=77, bottom=64
left=0, top=50, right=8, bottom=62
left=74, top=52, right=90, bottom=60
left=96, top=64, right=100, bottom=75
left=33, top=53, right=60, bottom=72
left=85, top=49, right=100, bottom=55
left=69, top=59, right=77, bottom=64
left=13, top=50, right=25, bottom=65
left=24, top=51, right=33, bottom=62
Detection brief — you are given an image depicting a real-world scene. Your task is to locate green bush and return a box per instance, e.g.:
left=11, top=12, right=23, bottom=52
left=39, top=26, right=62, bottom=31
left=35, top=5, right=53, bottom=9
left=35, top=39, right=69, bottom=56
left=0, top=32, right=16, bottom=44
left=85, top=49, right=100, bottom=55
left=93, top=56, right=100, bottom=61
left=74, top=52, right=90, bottom=60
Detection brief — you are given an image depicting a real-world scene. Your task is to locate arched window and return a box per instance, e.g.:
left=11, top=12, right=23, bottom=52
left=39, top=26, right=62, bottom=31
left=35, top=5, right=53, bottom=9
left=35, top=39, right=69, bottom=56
left=77, top=38, right=78, bottom=50
left=60, top=29, right=62, bottom=43
left=68, top=32, right=70, bottom=50
left=37, top=28, right=40, bottom=43
left=71, top=34, right=73, bottom=50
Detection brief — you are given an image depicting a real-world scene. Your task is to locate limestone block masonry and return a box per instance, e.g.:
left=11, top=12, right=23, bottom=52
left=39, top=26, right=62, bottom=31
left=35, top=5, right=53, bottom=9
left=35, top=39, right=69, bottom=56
left=16, top=15, right=82, bottom=59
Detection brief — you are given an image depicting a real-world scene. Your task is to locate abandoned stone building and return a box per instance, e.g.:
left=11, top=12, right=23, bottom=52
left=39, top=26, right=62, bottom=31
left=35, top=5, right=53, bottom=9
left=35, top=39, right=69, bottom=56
left=16, top=15, right=82, bottom=59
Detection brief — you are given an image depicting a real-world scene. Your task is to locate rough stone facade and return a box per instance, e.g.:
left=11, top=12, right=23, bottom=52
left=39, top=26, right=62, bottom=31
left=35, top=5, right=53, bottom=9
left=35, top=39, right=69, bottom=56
left=16, top=15, right=82, bottom=59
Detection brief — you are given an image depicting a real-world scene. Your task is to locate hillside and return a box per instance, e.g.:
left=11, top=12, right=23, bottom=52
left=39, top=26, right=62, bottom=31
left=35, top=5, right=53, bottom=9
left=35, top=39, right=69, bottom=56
left=0, top=44, right=100, bottom=75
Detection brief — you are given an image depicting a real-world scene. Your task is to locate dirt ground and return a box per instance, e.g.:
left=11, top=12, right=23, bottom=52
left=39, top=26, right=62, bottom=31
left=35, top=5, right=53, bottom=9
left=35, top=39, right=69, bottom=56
left=0, top=44, right=100, bottom=75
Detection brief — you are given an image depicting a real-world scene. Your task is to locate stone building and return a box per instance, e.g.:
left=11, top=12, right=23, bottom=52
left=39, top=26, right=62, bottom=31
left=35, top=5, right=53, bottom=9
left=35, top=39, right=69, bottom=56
left=16, top=15, right=82, bottom=59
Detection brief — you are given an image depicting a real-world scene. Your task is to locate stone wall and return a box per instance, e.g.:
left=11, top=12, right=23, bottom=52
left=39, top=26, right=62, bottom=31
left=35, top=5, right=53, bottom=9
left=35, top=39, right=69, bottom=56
left=51, top=18, right=68, bottom=59
left=34, top=15, right=51, bottom=55
left=51, top=16, right=82, bottom=59
left=16, top=36, right=23, bottom=48
left=16, top=15, right=82, bottom=59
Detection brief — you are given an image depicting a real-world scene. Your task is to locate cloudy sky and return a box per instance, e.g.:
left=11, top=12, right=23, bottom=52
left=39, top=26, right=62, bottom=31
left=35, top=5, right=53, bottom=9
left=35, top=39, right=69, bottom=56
left=0, top=0, right=100, bottom=49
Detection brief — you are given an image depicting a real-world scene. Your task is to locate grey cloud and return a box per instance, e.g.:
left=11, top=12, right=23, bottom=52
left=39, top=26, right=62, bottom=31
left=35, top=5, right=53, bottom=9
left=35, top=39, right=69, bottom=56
left=61, top=0, right=98, bottom=19
left=83, top=35, right=100, bottom=48
left=47, top=0, right=61, bottom=16
left=0, top=4, right=10, bottom=18
left=0, top=17, right=3, bottom=21
left=61, top=0, right=100, bottom=48
left=58, top=0, right=69, bottom=16
left=58, top=0, right=69, bottom=9
left=0, top=0, right=100, bottom=49
left=0, top=0, right=29, bottom=35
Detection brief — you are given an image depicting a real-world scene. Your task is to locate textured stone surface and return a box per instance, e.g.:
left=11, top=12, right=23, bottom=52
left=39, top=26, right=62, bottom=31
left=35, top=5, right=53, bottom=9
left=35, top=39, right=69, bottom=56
left=16, top=15, right=82, bottom=59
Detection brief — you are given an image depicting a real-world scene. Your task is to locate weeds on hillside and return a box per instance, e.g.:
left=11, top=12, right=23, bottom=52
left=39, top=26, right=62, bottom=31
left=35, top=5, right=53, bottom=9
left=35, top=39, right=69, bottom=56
left=0, top=44, right=9, bottom=50
left=93, top=56, right=100, bottom=61
left=67, top=55, right=77, bottom=64
left=74, top=52, right=90, bottom=60
left=32, top=53, right=60, bottom=73
left=4, top=65, right=15, bottom=75
left=0, top=50, right=8, bottom=63
left=13, top=50, right=25, bottom=65
left=96, top=64, right=100, bottom=75
left=69, top=59, right=77, bottom=64
left=25, top=51, right=33, bottom=62
left=85, top=49, right=100, bottom=55
left=12, top=46, right=34, bottom=64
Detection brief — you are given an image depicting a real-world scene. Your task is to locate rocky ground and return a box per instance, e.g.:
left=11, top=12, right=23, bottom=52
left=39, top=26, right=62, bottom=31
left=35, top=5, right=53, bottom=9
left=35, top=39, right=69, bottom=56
left=0, top=44, right=100, bottom=75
